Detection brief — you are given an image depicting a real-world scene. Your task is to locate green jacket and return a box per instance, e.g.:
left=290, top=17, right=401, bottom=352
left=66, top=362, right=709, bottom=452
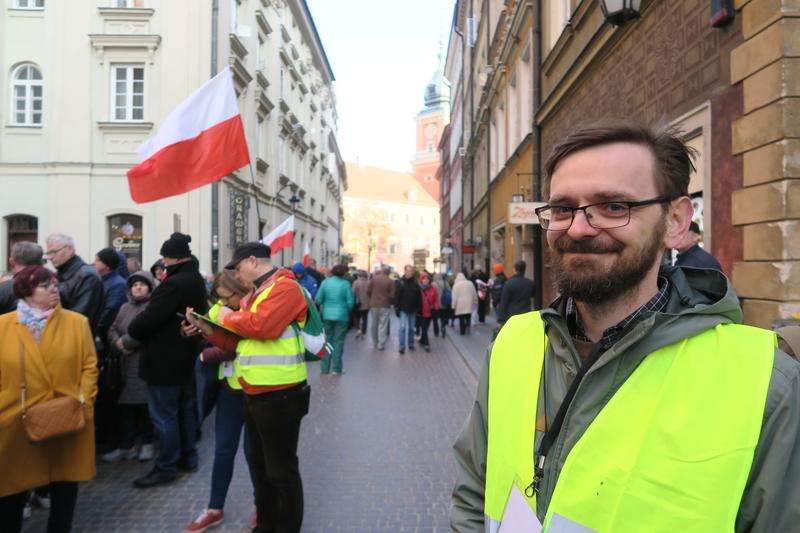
left=315, top=276, right=354, bottom=322
left=451, top=266, right=800, bottom=532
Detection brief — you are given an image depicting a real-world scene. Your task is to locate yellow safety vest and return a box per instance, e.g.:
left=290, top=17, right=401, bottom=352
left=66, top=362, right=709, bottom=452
left=485, top=312, right=775, bottom=532
left=207, top=301, right=243, bottom=390
left=234, top=278, right=307, bottom=386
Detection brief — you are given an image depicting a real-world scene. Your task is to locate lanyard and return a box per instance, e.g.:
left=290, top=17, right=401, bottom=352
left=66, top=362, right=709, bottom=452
left=525, top=342, right=604, bottom=497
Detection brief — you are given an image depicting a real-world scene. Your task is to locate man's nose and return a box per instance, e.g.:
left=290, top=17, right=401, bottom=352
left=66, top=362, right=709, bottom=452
left=566, top=209, right=601, bottom=239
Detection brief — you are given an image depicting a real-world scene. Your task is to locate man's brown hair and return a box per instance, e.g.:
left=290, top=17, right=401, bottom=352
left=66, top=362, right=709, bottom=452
left=543, top=119, right=697, bottom=199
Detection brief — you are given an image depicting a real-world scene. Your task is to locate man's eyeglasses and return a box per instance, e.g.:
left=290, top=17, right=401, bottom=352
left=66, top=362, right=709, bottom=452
left=535, top=197, right=675, bottom=231
left=46, top=246, right=67, bottom=256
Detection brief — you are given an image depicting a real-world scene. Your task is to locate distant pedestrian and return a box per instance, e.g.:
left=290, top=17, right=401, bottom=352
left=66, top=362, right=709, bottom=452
left=94, top=248, right=127, bottom=342
left=0, top=265, right=98, bottom=533
left=104, top=270, right=156, bottom=463
left=674, top=221, right=723, bottom=271
left=150, top=259, right=166, bottom=284
left=306, top=258, right=324, bottom=285
left=182, top=271, right=255, bottom=533
left=0, top=241, right=43, bottom=315
left=115, top=251, right=130, bottom=279
left=351, top=271, right=370, bottom=338
left=46, top=233, right=105, bottom=337
left=431, top=273, right=450, bottom=337
left=452, top=272, right=478, bottom=335
left=395, top=265, right=422, bottom=354
left=498, top=260, right=535, bottom=325
left=418, top=273, right=440, bottom=352
left=128, top=233, right=208, bottom=488
left=292, top=262, right=319, bottom=299
left=315, top=264, right=354, bottom=374
left=490, top=263, right=506, bottom=321
left=126, top=257, right=142, bottom=276
left=367, top=265, right=395, bottom=351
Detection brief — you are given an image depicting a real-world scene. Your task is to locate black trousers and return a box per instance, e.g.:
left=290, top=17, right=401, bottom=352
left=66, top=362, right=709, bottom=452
left=244, top=382, right=311, bottom=533
left=419, top=316, right=432, bottom=346
left=0, top=481, right=78, bottom=533
left=354, top=309, right=368, bottom=335
left=457, top=314, right=471, bottom=335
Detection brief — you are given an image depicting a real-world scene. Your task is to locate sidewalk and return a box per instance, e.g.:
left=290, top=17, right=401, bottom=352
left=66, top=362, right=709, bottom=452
left=446, top=314, right=498, bottom=380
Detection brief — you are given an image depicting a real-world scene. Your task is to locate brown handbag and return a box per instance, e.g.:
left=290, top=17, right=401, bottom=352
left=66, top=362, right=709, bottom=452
left=18, top=340, right=85, bottom=443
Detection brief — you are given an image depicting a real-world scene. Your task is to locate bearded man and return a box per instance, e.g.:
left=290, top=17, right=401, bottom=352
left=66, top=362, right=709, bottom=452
left=450, top=120, right=800, bottom=533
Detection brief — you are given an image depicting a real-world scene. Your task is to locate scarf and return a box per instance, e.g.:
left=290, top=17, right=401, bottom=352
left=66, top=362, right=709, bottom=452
left=17, top=301, right=55, bottom=342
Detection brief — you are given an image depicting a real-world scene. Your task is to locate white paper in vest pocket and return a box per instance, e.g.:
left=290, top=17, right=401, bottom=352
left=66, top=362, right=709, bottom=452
left=221, top=361, right=234, bottom=377
left=498, top=484, right=542, bottom=533
left=548, top=513, right=598, bottom=533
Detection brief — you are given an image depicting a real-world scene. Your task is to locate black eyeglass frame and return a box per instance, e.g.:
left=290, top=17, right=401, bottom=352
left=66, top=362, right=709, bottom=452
left=535, top=197, right=676, bottom=231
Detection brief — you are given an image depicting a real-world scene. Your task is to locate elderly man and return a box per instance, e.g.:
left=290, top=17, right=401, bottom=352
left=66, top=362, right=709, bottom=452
left=45, top=233, right=105, bottom=335
left=451, top=120, right=800, bottom=532
left=674, top=220, right=723, bottom=271
left=0, top=241, right=44, bottom=314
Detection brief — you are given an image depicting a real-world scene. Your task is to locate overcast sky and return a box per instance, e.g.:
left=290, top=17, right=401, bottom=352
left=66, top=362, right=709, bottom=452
left=306, top=0, right=455, bottom=172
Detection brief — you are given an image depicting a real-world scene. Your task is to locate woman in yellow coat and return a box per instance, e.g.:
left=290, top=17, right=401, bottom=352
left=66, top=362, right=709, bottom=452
left=0, top=264, right=98, bottom=532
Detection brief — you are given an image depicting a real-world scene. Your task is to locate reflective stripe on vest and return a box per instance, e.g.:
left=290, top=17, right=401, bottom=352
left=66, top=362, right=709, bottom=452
left=207, top=301, right=244, bottom=390
left=485, top=311, right=775, bottom=532
left=235, top=277, right=307, bottom=386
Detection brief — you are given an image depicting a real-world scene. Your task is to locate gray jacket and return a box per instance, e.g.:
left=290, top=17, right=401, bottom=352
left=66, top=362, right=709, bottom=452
left=451, top=266, right=800, bottom=532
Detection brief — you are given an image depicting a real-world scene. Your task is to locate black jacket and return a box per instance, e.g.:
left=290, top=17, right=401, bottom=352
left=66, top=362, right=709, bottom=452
left=675, top=244, right=723, bottom=272
left=0, top=279, right=15, bottom=315
left=394, top=276, right=422, bottom=314
left=56, top=255, right=105, bottom=335
left=490, top=273, right=507, bottom=307
left=128, top=257, right=209, bottom=386
left=499, top=273, right=535, bottom=324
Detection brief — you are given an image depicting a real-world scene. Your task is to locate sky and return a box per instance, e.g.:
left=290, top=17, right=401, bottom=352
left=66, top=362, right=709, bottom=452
left=306, top=0, right=455, bottom=172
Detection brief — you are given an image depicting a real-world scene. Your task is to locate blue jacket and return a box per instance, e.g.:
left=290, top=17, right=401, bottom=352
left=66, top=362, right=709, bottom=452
left=315, top=276, right=354, bottom=322
left=292, top=262, right=319, bottom=299
left=99, top=271, right=127, bottom=332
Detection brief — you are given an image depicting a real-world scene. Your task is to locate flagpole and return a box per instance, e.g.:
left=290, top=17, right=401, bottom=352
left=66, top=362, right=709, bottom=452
left=246, top=162, right=264, bottom=240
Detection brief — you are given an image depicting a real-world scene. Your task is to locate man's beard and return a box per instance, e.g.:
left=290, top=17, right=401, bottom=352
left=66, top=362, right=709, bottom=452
left=550, top=222, right=666, bottom=305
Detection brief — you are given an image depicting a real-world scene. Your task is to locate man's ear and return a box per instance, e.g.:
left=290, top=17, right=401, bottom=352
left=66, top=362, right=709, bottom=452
left=664, top=197, right=694, bottom=249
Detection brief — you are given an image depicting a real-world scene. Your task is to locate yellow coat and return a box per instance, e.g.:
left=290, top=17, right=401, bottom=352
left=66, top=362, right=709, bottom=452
left=0, top=305, right=98, bottom=497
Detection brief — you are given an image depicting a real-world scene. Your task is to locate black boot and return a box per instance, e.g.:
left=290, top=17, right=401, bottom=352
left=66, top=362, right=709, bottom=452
left=133, top=468, right=177, bottom=488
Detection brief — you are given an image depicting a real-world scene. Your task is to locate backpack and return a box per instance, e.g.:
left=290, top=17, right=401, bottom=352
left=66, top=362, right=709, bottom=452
left=441, top=287, right=453, bottom=308
left=291, top=285, right=333, bottom=362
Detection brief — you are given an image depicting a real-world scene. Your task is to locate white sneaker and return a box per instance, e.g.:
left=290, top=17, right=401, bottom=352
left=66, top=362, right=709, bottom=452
left=22, top=502, right=31, bottom=519
left=138, top=443, right=154, bottom=462
left=102, top=447, right=136, bottom=462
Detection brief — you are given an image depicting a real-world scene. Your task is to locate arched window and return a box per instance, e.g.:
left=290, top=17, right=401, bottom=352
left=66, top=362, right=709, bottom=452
left=10, top=64, right=43, bottom=126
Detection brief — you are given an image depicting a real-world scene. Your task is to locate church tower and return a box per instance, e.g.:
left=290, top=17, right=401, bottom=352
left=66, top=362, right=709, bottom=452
left=412, top=45, right=450, bottom=201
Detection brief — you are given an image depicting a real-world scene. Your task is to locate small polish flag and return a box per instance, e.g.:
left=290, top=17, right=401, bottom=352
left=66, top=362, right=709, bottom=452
left=263, top=215, right=295, bottom=255
left=302, top=242, right=311, bottom=267
left=127, top=67, right=249, bottom=203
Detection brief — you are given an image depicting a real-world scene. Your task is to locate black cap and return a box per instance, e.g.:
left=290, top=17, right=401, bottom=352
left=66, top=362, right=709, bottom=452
left=96, top=247, right=121, bottom=270
left=225, top=242, right=271, bottom=269
left=160, top=232, right=192, bottom=258
left=689, top=221, right=701, bottom=234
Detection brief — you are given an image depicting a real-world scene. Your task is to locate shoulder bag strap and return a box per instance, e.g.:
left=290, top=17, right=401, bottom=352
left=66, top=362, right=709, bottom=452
left=18, top=339, right=28, bottom=417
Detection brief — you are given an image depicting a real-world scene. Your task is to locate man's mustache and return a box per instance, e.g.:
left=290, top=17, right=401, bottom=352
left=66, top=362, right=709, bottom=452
left=553, top=237, right=624, bottom=254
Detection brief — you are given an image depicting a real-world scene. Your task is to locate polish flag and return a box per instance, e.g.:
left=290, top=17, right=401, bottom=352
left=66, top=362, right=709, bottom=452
left=127, top=67, right=249, bottom=203
left=302, top=242, right=311, bottom=267
left=263, top=215, right=295, bottom=255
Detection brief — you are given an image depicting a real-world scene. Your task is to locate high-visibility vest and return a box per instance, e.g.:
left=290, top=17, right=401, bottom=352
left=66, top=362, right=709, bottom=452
left=235, top=278, right=307, bottom=386
left=485, top=312, right=775, bottom=533
left=207, top=301, right=243, bottom=390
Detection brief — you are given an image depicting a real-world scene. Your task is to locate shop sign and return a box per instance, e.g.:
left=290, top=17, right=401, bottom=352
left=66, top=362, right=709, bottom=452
left=508, top=202, right=546, bottom=225
left=109, top=214, right=143, bottom=261
left=230, top=189, right=250, bottom=246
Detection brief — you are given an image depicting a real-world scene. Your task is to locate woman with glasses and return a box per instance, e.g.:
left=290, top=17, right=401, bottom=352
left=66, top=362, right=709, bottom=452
left=182, top=271, right=256, bottom=533
left=0, top=264, right=98, bottom=532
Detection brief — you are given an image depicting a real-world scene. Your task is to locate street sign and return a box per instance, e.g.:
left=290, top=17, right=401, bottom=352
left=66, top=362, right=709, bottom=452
left=508, top=202, right=546, bottom=225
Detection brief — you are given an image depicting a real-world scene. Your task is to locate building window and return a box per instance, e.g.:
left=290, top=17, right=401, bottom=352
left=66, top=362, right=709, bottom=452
left=10, top=64, right=43, bottom=126
left=111, top=65, right=144, bottom=121
left=405, top=214, right=409, bottom=224
left=389, top=239, right=397, bottom=255
left=230, top=0, right=238, bottom=32
left=108, top=214, right=143, bottom=263
left=424, top=175, right=432, bottom=182
left=4, top=214, right=38, bottom=262
left=115, top=0, right=145, bottom=7
left=348, top=236, right=359, bottom=252
left=13, top=0, right=44, bottom=8
left=427, top=143, right=433, bottom=153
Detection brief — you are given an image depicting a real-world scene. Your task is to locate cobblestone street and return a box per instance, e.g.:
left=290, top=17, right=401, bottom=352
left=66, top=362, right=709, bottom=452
left=23, top=317, right=480, bottom=532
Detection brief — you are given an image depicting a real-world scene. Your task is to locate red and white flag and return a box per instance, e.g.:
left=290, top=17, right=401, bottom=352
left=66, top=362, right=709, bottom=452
left=302, top=242, right=311, bottom=267
left=127, top=67, right=249, bottom=203
left=263, top=215, right=295, bottom=255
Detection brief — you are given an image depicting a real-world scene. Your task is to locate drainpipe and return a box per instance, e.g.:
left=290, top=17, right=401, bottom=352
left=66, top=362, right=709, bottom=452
left=485, top=0, right=492, bottom=274
left=531, top=0, right=543, bottom=309
left=210, top=0, right=220, bottom=273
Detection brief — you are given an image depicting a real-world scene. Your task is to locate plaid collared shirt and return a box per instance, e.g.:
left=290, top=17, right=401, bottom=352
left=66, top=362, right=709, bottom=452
left=566, top=277, right=671, bottom=349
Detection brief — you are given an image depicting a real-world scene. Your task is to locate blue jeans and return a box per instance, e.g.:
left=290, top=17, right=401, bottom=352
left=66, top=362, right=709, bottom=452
left=209, top=386, right=253, bottom=509
left=147, top=382, right=198, bottom=475
left=398, top=311, right=416, bottom=349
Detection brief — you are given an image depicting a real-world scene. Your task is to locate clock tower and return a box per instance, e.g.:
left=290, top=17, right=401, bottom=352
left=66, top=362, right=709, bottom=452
left=412, top=48, right=450, bottom=201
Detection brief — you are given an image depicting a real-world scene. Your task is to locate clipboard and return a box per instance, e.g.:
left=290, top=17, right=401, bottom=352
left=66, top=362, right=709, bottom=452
left=191, top=311, right=243, bottom=338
